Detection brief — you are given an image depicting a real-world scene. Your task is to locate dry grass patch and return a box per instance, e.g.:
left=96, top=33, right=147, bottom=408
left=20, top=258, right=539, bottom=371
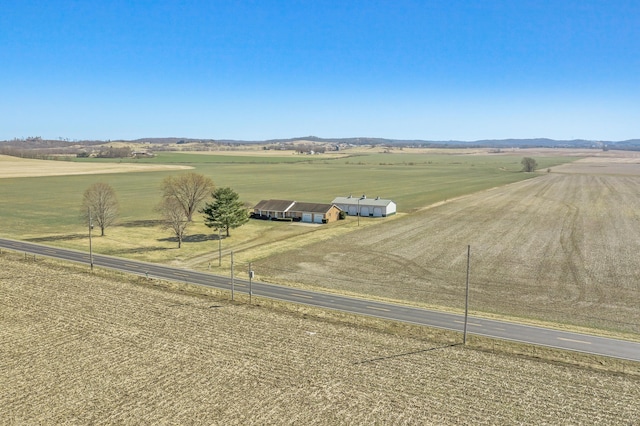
left=1, top=254, right=639, bottom=425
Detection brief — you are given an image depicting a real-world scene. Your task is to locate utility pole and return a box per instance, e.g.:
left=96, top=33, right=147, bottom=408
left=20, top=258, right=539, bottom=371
left=88, top=208, right=94, bottom=271
left=230, top=250, right=234, bottom=301
left=463, top=245, right=470, bottom=345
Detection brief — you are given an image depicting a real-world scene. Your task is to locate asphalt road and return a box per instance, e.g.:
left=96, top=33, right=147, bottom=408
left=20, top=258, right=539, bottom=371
left=1, top=237, right=639, bottom=362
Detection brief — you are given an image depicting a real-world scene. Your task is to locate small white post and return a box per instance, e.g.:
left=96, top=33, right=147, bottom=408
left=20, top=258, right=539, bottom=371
left=249, top=262, right=253, bottom=304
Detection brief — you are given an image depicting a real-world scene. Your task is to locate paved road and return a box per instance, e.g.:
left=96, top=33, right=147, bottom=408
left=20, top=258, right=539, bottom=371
left=2, top=237, right=639, bottom=362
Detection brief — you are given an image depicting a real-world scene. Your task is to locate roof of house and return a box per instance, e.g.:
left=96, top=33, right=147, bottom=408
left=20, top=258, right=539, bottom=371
left=331, top=196, right=395, bottom=207
left=288, top=202, right=340, bottom=214
left=253, top=199, right=296, bottom=212
left=253, top=200, right=341, bottom=214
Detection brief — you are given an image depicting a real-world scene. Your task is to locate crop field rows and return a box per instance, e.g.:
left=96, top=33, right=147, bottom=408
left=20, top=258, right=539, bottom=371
left=1, top=255, right=639, bottom=424
left=254, top=172, right=640, bottom=334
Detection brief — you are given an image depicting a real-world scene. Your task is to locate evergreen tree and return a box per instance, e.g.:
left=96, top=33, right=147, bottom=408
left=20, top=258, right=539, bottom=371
left=201, top=187, right=249, bottom=237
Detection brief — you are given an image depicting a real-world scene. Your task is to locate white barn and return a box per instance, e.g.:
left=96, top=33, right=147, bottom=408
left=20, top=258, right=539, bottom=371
left=331, top=195, right=396, bottom=217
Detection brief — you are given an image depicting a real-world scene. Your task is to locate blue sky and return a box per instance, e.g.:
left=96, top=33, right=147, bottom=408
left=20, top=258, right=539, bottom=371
left=1, top=0, right=638, bottom=141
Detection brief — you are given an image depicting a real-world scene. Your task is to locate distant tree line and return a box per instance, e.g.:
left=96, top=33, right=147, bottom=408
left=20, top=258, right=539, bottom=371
left=96, top=146, right=132, bottom=158
left=0, top=146, right=76, bottom=160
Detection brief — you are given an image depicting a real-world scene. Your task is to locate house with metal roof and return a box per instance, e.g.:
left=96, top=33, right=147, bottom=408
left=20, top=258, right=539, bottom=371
left=252, top=200, right=342, bottom=224
left=331, top=195, right=396, bottom=217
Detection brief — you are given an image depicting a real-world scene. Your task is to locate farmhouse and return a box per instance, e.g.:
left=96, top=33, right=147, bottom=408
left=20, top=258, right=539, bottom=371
left=331, top=195, right=396, bottom=217
left=252, top=200, right=342, bottom=224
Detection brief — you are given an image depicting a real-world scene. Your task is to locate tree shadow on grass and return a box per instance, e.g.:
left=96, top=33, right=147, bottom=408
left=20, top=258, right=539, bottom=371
left=158, top=233, right=214, bottom=244
left=110, top=246, right=172, bottom=255
left=26, top=233, right=87, bottom=243
left=119, top=219, right=164, bottom=228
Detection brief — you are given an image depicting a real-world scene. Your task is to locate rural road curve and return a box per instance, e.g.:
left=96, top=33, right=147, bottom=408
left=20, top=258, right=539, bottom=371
left=2, top=237, right=639, bottom=362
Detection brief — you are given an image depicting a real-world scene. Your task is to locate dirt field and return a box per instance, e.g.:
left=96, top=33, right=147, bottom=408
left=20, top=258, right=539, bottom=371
left=1, top=255, right=638, bottom=424
left=0, top=154, right=190, bottom=178
left=551, top=154, right=640, bottom=175
left=254, top=159, right=640, bottom=335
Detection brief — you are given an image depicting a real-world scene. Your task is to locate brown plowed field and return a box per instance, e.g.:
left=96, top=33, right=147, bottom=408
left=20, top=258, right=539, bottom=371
left=254, top=171, right=640, bottom=334
left=0, top=154, right=190, bottom=178
left=1, top=255, right=639, bottom=424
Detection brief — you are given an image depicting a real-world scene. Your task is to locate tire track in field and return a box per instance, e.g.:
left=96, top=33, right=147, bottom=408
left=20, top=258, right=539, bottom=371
left=254, top=173, right=640, bottom=332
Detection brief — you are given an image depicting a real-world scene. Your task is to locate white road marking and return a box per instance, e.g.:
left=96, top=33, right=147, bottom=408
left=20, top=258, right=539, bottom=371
left=290, top=293, right=313, bottom=299
left=367, top=306, right=390, bottom=312
left=557, top=337, right=591, bottom=345
left=454, top=320, right=482, bottom=327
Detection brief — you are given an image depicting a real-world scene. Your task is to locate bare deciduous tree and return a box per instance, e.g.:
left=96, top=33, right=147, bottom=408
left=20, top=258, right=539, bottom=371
left=81, top=183, right=119, bottom=236
left=156, top=197, right=189, bottom=248
left=521, top=157, right=538, bottom=172
left=161, top=173, right=215, bottom=222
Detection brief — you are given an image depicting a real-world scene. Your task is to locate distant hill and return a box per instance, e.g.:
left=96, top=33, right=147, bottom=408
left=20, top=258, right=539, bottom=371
left=2, top=136, right=640, bottom=153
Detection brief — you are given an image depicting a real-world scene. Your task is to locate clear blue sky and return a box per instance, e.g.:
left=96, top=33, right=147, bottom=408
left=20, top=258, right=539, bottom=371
left=1, top=0, right=638, bottom=141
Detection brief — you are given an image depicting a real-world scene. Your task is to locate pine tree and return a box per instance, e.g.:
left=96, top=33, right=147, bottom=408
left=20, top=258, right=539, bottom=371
left=201, top=187, right=249, bottom=237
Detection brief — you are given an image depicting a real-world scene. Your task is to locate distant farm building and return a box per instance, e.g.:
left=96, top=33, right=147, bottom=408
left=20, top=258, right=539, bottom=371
left=252, top=200, right=342, bottom=224
left=131, top=151, right=155, bottom=158
left=331, top=195, right=396, bottom=217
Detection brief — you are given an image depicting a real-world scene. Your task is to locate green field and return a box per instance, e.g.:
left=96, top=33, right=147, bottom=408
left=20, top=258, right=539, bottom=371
left=73, top=151, right=327, bottom=164
left=0, top=152, right=572, bottom=271
left=0, top=152, right=569, bottom=238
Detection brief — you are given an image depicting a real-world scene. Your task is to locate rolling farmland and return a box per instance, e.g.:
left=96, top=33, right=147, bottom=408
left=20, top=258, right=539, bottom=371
left=1, top=254, right=638, bottom=424
left=0, top=151, right=565, bottom=238
left=1, top=149, right=638, bottom=335
left=2, top=149, right=640, bottom=423
left=254, top=169, right=640, bottom=335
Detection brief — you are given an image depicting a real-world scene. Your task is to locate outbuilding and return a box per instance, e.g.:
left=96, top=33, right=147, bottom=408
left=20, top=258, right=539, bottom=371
left=331, top=195, right=396, bottom=217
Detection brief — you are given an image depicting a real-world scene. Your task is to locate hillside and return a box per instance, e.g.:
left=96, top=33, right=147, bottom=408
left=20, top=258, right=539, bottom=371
left=3, top=136, right=640, bottom=155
